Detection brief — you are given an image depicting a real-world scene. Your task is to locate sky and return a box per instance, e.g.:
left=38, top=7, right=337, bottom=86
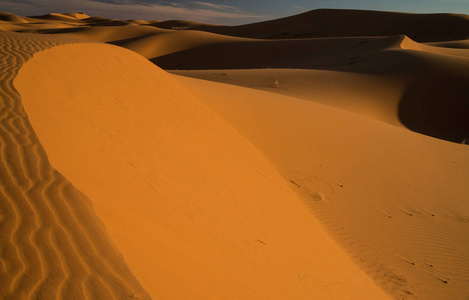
left=1, top=0, right=469, bottom=25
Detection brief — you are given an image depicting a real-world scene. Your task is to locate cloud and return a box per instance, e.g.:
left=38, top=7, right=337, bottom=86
left=0, top=0, right=265, bottom=25
left=190, top=2, right=240, bottom=12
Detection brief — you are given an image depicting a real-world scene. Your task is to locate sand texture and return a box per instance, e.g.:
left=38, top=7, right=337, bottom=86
left=1, top=8, right=469, bottom=299
left=0, top=32, right=149, bottom=299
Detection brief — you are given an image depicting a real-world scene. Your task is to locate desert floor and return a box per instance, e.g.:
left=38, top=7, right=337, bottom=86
left=1, top=9, right=469, bottom=299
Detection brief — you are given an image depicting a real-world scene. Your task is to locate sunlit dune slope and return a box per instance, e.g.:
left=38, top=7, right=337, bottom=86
left=15, top=37, right=390, bottom=299
left=28, top=13, right=86, bottom=22
left=0, top=32, right=149, bottom=300
left=63, top=13, right=90, bottom=20
left=29, top=24, right=171, bottom=43
left=0, top=12, right=170, bottom=43
left=175, top=74, right=469, bottom=300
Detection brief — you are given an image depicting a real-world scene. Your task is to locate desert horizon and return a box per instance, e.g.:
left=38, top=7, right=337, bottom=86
left=0, top=6, right=468, bottom=300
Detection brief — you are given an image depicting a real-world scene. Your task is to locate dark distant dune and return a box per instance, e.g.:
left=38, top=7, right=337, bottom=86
left=188, top=9, right=469, bottom=42
left=0, top=12, right=28, bottom=23
left=148, top=20, right=214, bottom=30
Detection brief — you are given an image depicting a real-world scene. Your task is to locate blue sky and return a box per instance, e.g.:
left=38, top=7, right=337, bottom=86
left=1, top=0, right=469, bottom=25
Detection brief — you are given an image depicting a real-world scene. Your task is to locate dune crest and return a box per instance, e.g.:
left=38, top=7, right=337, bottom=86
left=15, top=38, right=390, bottom=299
left=63, top=13, right=90, bottom=20
left=0, top=12, right=28, bottom=23
left=0, top=32, right=149, bottom=299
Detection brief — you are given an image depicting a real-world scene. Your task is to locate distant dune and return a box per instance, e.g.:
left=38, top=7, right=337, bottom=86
left=187, top=9, right=469, bottom=42
left=1, top=8, right=469, bottom=300
left=168, top=34, right=469, bottom=143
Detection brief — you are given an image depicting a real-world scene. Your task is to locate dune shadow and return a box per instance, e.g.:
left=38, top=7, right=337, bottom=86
left=398, top=75, right=469, bottom=143
left=149, top=38, right=436, bottom=74
left=150, top=38, right=397, bottom=71
left=28, top=27, right=86, bottom=35
left=153, top=42, right=469, bottom=144
left=88, top=20, right=132, bottom=27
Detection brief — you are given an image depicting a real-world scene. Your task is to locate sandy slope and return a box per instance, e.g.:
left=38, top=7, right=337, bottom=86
left=15, top=37, right=389, bottom=299
left=0, top=32, right=149, bottom=300
left=118, top=30, right=251, bottom=60
left=1, top=8, right=469, bottom=299
left=173, top=68, right=406, bottom=126
left=170, top=36, right=469, bottom=143
left=175, top=75, right=469, bottom=300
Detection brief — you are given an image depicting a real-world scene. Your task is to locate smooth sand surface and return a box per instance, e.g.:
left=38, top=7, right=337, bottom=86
left=15, top=38, right=388, bottom=299
left=1, top=8, right=469, bottom=299
left=175, top=75, right=469, bottom=299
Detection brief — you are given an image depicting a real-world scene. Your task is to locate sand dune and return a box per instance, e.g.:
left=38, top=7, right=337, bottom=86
left=63, top=13, right=90, bottom=20
left=187, top=9, right=469, bottom=42
left=149, top=20, right=214, bottom=30
left=170, top=35, right=469, bottom=143
left=0, top=32, right=149, bottom=300
left=24, top=24, right=170, bottom=43
left=176, top=75, right=469, bottom=299
left=14, top=36, right=389, bottom=299
left=0, top=12, right=28, bottom=23
left=119, top=30, right=251, bottom=60
left=0, top=8, right=468, bottom=299
left=153, top=35, right=405, bottom=69
left=29, top=13, right=86, bottom=22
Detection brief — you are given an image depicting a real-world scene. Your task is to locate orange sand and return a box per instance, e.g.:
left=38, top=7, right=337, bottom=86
left=1, top=8, right=469, bottom=299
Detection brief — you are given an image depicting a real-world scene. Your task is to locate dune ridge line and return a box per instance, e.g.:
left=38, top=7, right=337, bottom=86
left=0, top=32, right=149, bottom=300
left=15, top=36, right=392, bottom=299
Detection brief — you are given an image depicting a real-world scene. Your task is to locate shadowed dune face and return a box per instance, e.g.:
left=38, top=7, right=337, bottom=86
left=0, top=12, right=28, bottom=23
left=163, top=35, right=469, bottom=144
left=399, top=74, right=469, bottom=143
left=428, top=39, right=469, bottom=49
left=151, top=35, right=403, bottom=70
left=189, top=9, right=469, bottom=42
left=145, top=35, right=469, bottom=72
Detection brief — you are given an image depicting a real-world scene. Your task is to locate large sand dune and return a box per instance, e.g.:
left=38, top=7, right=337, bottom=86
left=0, top=32, right=149, bottom=300
left=1, top=8, right=469, bottom=299
left=190, top=9, right=469, bottom=42
left=176, top=75, right=469, bottom=299
left=14, top=35, right=389, bottom=300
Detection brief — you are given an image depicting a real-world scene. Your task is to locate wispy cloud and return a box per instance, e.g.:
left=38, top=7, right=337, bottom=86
left=190, top=2, right=240, bottom=12
left=0, top=0, right=265, bottom=25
